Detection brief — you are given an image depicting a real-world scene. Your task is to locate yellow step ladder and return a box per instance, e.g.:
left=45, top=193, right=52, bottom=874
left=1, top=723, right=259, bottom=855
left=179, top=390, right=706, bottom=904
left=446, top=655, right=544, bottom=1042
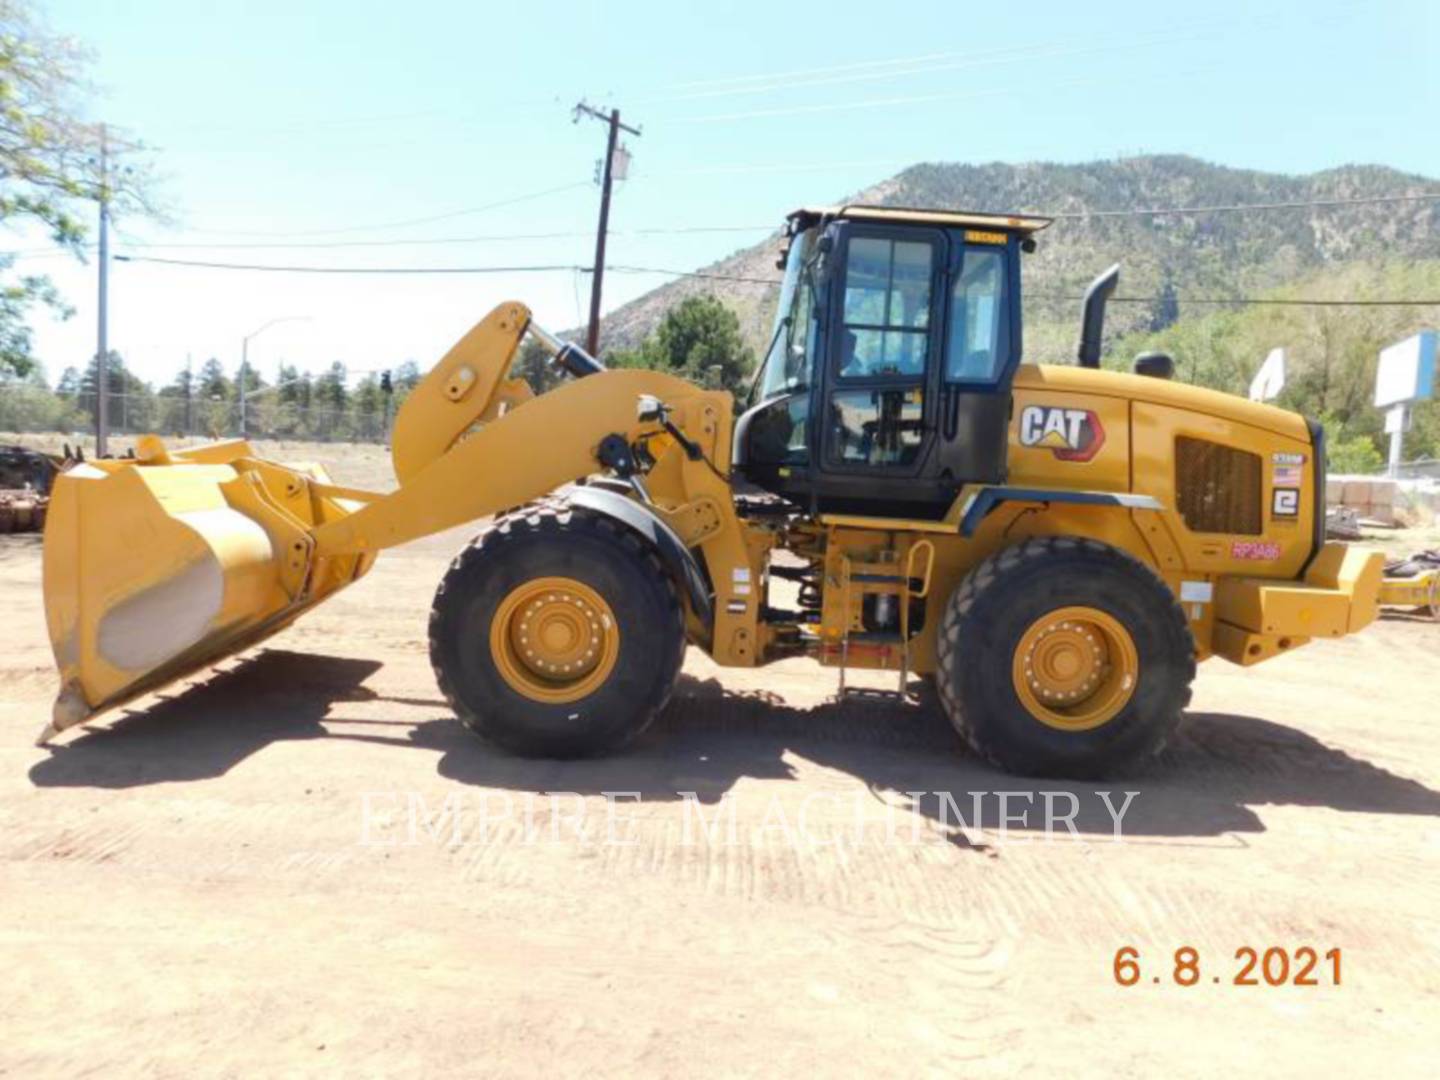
left=837, top=539, right=935, bottom=699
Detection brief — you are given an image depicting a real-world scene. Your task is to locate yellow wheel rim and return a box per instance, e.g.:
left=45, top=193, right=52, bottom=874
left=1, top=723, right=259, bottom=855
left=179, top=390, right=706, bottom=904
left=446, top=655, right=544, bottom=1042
left=1012, top=606, right=1139, bottom=732
left=490, top=576, right=620, bottom=704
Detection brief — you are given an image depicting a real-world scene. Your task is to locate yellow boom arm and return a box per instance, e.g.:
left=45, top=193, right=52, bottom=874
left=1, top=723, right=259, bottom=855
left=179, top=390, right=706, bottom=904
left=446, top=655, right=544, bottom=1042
left=39, top=302, right=735, bottom=740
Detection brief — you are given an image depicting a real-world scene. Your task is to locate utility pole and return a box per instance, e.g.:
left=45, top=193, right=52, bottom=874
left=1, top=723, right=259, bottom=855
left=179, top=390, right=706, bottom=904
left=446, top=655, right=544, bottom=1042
left=239, top=316, right=310, bottom=439
left=573, top=102, right=640, bottom=357
left=95, top=124, right=111, bottom=456
left=90, top=124, right=142, bottom=454
left=380, top=369, right=394, bottom=444
left=239, top=338, right=248, bottom=438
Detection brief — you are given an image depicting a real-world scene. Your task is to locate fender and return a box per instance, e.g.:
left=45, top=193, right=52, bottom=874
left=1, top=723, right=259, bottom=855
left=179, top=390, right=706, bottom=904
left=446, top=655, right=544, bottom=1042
left=565, top=486, right=715, bottom=629
left=959, top=485, right=1163, bottom=536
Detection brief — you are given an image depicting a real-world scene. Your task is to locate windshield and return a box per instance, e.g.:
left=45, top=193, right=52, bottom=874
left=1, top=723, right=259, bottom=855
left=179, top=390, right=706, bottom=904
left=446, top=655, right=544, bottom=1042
left=759, top=226, right=818, bottom=400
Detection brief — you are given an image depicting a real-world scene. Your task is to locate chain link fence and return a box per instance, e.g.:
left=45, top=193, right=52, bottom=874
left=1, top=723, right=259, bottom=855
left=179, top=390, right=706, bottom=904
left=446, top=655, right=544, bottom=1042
left=0, top=384, right=392, bottom=444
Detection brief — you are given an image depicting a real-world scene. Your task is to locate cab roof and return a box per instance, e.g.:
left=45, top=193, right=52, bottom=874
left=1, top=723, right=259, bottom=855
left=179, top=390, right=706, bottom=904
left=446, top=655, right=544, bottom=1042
left=791, top=204, right=1053, bottom=234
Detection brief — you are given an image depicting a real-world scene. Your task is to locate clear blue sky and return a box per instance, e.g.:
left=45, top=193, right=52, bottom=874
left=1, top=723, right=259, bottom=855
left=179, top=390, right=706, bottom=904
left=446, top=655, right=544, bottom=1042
left=14, top=0, right=1438, bottom=385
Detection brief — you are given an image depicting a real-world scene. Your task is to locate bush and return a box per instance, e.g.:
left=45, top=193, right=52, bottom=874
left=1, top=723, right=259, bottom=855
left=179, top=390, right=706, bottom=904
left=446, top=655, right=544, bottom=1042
left=0, top=380, right=86, bottom=433
left=1328, top=433, right=1385, bottom=474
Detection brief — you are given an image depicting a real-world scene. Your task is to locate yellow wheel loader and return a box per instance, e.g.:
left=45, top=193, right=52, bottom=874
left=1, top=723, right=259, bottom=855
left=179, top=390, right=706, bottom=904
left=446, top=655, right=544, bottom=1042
left=39, top=205, right=1385, bottom=777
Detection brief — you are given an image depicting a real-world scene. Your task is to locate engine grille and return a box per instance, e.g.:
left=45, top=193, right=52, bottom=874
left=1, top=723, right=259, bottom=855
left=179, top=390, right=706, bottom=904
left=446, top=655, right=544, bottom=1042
left=1174, top=437, right=1263, bottom=535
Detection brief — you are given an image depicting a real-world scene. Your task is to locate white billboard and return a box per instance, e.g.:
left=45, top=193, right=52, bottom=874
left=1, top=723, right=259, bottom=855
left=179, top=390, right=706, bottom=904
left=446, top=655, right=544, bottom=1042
left=1249, top=347, right=1286, bottom=402
left=1374, top=330, right=1437, bottom=408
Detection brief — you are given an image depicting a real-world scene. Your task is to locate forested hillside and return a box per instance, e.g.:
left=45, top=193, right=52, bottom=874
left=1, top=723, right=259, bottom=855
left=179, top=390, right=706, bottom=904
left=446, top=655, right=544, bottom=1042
left=600, top=155, right=1439, bottom=359
left=597, top=154, right=1440, bottom=461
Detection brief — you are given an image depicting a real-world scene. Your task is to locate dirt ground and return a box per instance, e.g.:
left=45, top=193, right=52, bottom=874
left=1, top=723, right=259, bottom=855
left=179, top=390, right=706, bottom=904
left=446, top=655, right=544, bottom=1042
left=3, top=518, right=1438, bottom=1077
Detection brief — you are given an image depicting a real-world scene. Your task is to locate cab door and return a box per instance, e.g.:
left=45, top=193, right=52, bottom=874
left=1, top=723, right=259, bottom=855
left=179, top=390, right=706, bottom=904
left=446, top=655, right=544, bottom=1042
left=932, top=238, right=1017, bottom=486
left=819, top=226, right=944, bottom=486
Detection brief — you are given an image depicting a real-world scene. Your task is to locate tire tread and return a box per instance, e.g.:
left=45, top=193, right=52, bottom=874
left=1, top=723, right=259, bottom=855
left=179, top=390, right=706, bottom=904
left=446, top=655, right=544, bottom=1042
left=935, top=536, right=1195, bottom=775
left=428, top=500, right=685, bottom=756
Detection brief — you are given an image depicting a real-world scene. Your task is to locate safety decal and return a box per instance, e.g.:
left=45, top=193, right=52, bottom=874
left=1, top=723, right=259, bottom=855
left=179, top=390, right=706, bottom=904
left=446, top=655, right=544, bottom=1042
left=1017, top=405, right=1106, bottom=462
left=1272, top=489, right=1300, bottom=517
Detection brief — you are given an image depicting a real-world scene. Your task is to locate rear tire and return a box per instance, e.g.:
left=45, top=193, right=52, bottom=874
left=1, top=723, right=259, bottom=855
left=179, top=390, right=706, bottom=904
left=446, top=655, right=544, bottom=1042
left=429, top=504, right=686, bottom=757
left=935, top=537, right=1195, bottom=778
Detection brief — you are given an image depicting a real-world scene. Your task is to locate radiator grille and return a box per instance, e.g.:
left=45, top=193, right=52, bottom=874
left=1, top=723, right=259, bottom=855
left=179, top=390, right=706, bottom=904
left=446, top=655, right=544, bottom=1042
left=1174, top=437, right=1263, bottom=535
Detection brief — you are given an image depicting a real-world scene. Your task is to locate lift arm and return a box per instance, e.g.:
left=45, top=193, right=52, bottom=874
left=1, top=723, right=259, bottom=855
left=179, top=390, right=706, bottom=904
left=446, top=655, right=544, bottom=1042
left=38, top=302, right=742, bottom=739
left=313, top=364, right=711, bottom=556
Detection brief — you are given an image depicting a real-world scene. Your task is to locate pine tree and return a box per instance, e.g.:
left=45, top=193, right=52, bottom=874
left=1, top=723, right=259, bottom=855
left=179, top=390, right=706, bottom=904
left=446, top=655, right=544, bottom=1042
left=350, top=373, right=385, bottom=440
left=312, top=362, right=348, bottom=437
left=157, top=363, right=195, bottom=435
left=514, top=340, right=560, bottom=395
left=609, top=295, right=755, bottom=401
left=55, top=366, right=80, bottom=398
left=1148, top=281, right=1180, bottom=332
left=198, top=357, right=231, bottom=401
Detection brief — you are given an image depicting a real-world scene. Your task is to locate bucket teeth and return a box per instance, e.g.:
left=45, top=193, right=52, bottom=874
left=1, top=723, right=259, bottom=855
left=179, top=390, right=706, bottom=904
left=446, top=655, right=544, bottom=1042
left=39, top=681, right=92, bottom=744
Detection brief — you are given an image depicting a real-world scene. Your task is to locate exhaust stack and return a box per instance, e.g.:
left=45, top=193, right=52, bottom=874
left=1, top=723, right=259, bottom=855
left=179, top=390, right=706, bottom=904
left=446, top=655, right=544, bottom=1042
left=1076, top=264, right=1120, bottom=369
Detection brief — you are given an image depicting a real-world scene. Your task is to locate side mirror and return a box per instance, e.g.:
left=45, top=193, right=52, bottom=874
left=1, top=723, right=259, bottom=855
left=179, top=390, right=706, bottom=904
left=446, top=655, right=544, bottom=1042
left=636, top=394, right=666, bottom=423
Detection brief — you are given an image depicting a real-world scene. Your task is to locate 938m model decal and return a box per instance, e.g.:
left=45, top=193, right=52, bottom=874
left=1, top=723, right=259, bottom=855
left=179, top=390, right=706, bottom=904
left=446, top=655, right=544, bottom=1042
left=1018, top=405, right=1106, bottom=462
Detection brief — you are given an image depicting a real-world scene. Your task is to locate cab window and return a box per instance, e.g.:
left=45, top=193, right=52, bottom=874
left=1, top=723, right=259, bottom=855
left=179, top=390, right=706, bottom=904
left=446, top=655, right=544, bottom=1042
left=759, top=227, right=819, bottom=400
left=945, top=247, right=1009, bottom=384
left=838, top=236, right=934, bottom=378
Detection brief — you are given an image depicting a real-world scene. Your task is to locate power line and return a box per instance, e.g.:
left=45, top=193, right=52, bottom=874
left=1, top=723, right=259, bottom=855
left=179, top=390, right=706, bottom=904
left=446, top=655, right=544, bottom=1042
left=652, top=22, right=1252, bottom=106
left=616, top=266, right=1440, bottom=306
left=1058, top=295, right=1440, bottom=307
left=681, top=72, right=1116, bottom=123
left=108, top=255, right=1440, bottom=306
left=654, top=42, right=1115, bottom=104
left=112, top=224, right=776, bottom=251
left=665, top=9, right=1317, bottom=94
left=38, top=190, right=1428, bottom=259
left=115, top=254, right=587, bottom=274
left=609, top=264, right=785, bottom=285
left=172, top=181, right=592, bottom=239
left=1049, top=192, right=1440, bottom=218
left=672, top=10, right=1350, bottom=123
left=670, top=42, right=1056, bottom=92
left=4, top=223, right=776, bottom=258
left=110, top=188, right=1440, bottom=246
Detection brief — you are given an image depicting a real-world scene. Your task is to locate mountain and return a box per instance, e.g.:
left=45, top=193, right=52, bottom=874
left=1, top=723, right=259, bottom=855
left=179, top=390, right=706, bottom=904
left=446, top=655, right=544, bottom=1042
left=595, top=155, right=1440, bottom=364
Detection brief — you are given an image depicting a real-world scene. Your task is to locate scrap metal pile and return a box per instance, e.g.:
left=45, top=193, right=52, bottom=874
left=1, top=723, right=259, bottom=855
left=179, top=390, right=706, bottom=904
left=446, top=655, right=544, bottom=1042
left=1380, top=549, right=1440, bottom=620
left=0, top=445, right=60, bottom=534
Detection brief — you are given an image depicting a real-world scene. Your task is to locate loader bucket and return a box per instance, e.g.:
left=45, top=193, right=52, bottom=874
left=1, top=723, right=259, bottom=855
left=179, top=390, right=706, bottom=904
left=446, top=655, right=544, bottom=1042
left=40, top=437, right=374, bottom=741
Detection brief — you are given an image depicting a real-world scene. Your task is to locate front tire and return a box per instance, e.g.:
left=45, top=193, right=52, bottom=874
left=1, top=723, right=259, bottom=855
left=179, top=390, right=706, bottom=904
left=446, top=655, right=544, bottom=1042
left=429, top=504, right=686, bottom=757
left=935, top=537, right=1195, bottom=778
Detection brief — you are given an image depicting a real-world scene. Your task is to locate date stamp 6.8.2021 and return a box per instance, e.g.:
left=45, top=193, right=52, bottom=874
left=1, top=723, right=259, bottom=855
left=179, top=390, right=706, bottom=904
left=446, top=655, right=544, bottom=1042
left=1113, top=946, right=1342, bottom=987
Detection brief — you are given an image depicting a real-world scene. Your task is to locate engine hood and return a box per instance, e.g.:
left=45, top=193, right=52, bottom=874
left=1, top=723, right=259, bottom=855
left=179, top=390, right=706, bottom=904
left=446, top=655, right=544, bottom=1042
left=1013, top=363, right=1312, bottom=442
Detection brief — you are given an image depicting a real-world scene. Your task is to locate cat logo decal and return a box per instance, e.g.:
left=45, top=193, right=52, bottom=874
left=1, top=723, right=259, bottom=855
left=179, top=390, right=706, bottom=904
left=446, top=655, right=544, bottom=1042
left=1018, top=405, right=1106, bottom=462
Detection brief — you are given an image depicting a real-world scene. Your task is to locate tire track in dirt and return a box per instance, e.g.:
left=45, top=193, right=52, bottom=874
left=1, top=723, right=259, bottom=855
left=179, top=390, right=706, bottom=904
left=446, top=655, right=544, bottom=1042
left=808, top=917, right=1024, bottom=1070
left=434, top=801, right=1436, bottom=991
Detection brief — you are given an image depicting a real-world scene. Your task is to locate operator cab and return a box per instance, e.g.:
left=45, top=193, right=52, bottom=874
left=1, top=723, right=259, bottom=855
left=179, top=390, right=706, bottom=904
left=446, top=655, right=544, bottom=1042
left=734, top=205, right=1051, bottom=518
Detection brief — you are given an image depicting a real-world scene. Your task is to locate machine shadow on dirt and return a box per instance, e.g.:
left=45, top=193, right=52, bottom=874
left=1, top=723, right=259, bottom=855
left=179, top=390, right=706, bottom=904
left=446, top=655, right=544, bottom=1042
left=28, top=649, right=1440, bottom=845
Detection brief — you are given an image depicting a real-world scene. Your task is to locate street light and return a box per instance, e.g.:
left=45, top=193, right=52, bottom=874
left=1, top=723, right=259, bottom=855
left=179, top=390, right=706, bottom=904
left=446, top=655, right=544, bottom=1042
left=240, top=316, right=310, bottom=438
